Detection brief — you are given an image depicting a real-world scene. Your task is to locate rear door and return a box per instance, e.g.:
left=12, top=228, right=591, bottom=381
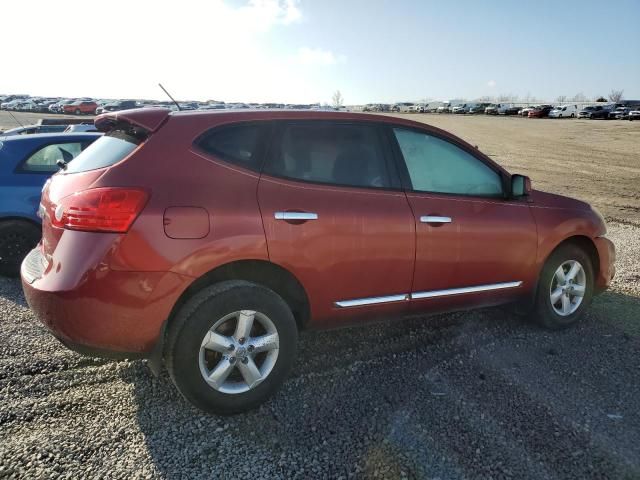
left=258, top=120, right=415, bottom=327
left=389, top=126, right=538, bottom=312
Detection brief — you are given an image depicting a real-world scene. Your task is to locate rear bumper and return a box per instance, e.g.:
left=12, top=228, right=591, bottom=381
left=21, top=247, right=193, bottom=356
left=594, top=236, right=615, bottom=293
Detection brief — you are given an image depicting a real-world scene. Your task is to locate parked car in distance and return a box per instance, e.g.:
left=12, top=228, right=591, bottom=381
left=577, top=105, right=610, bottom=119
left=451, top=104, right=469, bottom=114
left=22, top=108, right=615, bottom=414
left=485, top=103, right=513, bottom=115
left=549, top=105, right=578, bottom=118
left=628, top=108, right=640, bottom=121
left=0, top=133, right=101, bottom=275
left=63, top=101, right=98, bottom=115
left=95, top=100, right=139, bottom=115
left=468, top=103, right=490, bottom=114
left=408, top=104, right=425, bottom=113
left=528, top=105, right=554, bottom=118
left=49, top=100, right=76, bottom=113
left=1, top=124, right=67, bottom=136
left=608, top=106, right=632, bottom=120
left=518, top=105, right=537, bottom=117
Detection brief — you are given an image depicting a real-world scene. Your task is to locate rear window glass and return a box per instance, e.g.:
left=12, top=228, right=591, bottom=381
left=195, top=123, right=267, bottom=172
left=64, top=131, right=140, bottom=174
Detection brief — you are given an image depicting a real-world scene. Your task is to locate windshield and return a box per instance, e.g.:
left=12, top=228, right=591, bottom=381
left=63, top=130, right=141, bottom=173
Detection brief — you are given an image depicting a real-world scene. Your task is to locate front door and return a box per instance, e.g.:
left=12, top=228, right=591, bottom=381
left=258, top=121, right=415, bottom=327
left=390, top=126, right=538, bottom=312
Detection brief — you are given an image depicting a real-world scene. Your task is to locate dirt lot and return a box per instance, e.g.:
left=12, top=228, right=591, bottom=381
left=1, top=112, right=639, bottom=479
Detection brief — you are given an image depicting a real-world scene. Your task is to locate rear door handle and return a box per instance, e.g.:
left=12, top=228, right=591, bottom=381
left=420, top=215, right=452, bottom=224
left=274, top=212, right=318, bottom=221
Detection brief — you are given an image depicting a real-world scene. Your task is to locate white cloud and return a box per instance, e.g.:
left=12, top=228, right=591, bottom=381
left=487, top=80, right=497, bottom=88
left=238, top=0, right=302, bottom=31
left=293, top=47, right=347, bottom=66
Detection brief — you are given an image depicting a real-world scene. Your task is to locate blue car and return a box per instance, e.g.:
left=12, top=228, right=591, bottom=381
left=0, top=132, right=101, bottom=276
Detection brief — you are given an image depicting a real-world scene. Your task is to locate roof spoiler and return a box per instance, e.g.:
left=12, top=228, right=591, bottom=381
left=94, top=107, right=171, bottom=133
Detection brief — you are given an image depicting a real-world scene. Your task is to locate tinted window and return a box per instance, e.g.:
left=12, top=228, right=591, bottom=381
left=196, top=124, right=266, bottom=172
left=64, top=131, right=136, bottom=173
left=393, top=128, right=503, bottom=197
left=22, top=142, right=85, bottom=173
left=265, top=123, right=391, bottom=189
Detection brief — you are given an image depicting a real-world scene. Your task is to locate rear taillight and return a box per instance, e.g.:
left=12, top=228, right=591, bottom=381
left=51, top=188, right=148, bottom=233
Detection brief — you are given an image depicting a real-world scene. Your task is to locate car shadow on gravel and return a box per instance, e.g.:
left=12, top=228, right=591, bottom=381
left=126, top=291, right=640, bottom=479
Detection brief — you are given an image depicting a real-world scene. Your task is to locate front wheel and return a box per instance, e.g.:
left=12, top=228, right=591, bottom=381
left=533, top=244, right=594, bottom=329
left=166, top=280, right=298, bottom=414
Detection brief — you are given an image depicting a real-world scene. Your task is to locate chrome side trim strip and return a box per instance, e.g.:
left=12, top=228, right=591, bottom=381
left=334, top=294, right=409, bottom=308
left=411, top=281, right=523, bottom=300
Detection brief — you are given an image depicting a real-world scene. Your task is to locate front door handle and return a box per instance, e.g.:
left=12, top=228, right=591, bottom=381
left=420, top=215, right=452, bottom=224
left=274, top=212, right=318, bottom=221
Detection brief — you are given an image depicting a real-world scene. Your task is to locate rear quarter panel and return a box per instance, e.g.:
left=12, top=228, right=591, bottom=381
left=97, top=115, right=270, bottom=277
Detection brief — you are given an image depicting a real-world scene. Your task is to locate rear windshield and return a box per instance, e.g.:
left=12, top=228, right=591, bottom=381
left=64, top=130, right=141, bottom=173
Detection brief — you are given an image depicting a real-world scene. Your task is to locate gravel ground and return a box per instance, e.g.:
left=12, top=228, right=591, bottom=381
left=0, top=221, right=638, bottom=480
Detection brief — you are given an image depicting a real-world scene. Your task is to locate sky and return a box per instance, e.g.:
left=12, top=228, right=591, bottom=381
left=2, top=0, right=638, bottom=105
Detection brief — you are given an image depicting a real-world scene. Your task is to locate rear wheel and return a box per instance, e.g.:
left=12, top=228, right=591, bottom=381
left=166, top=280, right=298, bottom=414
left=0, top=220, right=41, bottom=277
left=74, top=109, right=81, bottom=115
left=533, top=244, right=594, bottom=329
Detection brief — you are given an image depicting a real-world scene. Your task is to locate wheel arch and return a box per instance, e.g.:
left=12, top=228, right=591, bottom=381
left=168, top=259, right=311, bottom=332
left=548, top=235, right=600, bottom=279
left=518, top=234, right=600, bottom=315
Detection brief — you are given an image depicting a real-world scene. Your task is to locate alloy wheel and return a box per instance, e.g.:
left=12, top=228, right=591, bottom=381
left=549, top=260, right=586, bottom=316
left=198, top=310, right=279, bottom=394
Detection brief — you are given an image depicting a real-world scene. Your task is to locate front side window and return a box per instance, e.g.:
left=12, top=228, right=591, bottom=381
left=264, top=123, right=391, bottom=189
left=22, top=142, right=85, bottom=173
left=195, top=123, right=267, bottom=172
left=393, top=128, right=503, bottom=197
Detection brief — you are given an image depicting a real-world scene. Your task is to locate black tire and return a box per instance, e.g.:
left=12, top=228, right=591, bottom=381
left=533, top=244, right=594, bottom=330
left=74, top=109, right=81, bottom=115
left=165, top=280, right=298, bottom=414
left=0, top=220, right=41, bottom=277
left=571, top=113, right=575, bottom=118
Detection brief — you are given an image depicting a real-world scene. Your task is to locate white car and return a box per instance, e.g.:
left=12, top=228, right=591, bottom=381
left=451, top=104, right=468, bottom=114
left=549, top=104, right=578, bottom=118
left=629, top=109, right=640, bottom=121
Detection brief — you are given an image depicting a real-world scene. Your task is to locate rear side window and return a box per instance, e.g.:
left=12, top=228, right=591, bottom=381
left=264, top=123, right=391, bottom=189
left=195, top=124, right=267, bottom=172
left=64, top=131, right=139, bottom=174
left=22, top=142, right=86, bottom=173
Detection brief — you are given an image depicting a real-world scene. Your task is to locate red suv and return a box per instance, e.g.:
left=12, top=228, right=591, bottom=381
left=21, top=108, right=615, bottom=413
left=62, top=101, right=98, bottom=115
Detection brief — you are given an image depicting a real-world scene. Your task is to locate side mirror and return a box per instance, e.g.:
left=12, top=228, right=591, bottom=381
left=511, top=174, right=531, bottom=197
